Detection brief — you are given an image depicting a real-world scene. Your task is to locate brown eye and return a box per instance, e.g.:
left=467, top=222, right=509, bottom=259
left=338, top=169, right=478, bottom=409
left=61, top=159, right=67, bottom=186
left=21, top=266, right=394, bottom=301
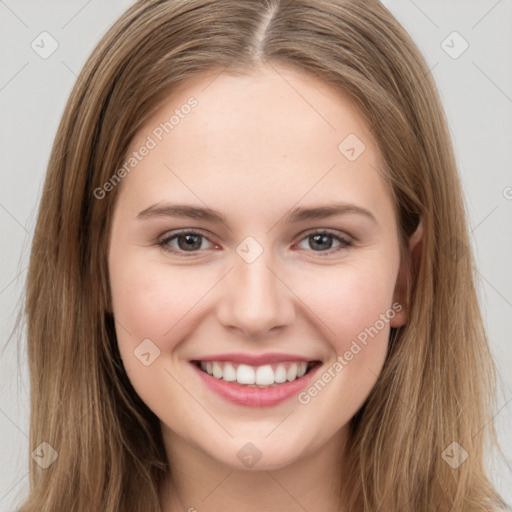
left=157, top=230, right=215, bottom=255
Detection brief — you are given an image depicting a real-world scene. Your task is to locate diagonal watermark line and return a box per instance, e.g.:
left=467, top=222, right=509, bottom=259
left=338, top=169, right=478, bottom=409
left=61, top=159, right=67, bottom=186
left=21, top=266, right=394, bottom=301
left=472, top=395, right=512, bottom=439
left=0, top=471, right=29, bottom=505
left=0, top=265, right=27, bottom=296
left=265, top=265, right=337, bottom=335
left=471, top=0, right=502, bottom=30
left=407, top=0, right=439, bottom=29
left=200, top=470, right=234, bottom=503
left=477, top=270, right=512, bottom=309
left=267, top=164, right=337, bottom=234
left=0, top=0, right=29, bottom=28
left=60, top=401, right=96, bottom=443
left=470, top=204, right=499, bottom=233
left=61, top=60, right=78, bottom=77
left=267, top=61, right=336, bottom=130
left=265, top=409, right=295, bottom=437
left=0, top=203, right=28, bottom=233
left=61, top=0, right=92, bottom=29
left=114, top=317, right=132, bottom=337
left=0, top=62, right=29, bottom=93
left=0, top=407, right=28, bottom=438
left=266, top=471, right=310, bottom=512
left=162, top=367, right=234, bottom=438
left=164, top=163, right=234, bottom=235
left=163, top=267, right=234, bottom=337
left=423, top=61, right=439, bottom=80
left=200, top=66, right=229, bottom=93
left=472, top=61, right=512, bottom=104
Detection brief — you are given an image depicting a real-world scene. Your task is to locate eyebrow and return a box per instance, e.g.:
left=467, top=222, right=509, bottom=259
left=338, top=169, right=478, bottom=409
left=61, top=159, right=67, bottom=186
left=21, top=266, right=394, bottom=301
left=136, top=202, right=377, bottom=225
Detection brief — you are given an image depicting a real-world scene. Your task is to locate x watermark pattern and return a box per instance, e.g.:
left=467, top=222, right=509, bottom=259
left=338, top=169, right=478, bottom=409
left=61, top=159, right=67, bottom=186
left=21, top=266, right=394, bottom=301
left=440, top=31, right=469, bottom=59
left=30, top=31, right=59, bottom=59
left=134, top=338, right=161, bottom=366
left=441, top=442, right=469, bottom=469
left=338, top=133, right=366, bottom=161
left=1, top=1, right=511, bottom=511
left=31, top=442, right=58, bottom=469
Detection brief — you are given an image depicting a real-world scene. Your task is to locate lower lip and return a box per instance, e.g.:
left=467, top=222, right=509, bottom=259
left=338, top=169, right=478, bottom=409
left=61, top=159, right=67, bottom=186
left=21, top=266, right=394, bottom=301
left=191, top=362, right=321, bottom=407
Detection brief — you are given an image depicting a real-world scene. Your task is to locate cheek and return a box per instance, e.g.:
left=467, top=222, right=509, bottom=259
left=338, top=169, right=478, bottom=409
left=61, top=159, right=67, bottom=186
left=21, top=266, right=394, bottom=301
left=110, top=245, right=399, bottom=357
left=108, top=239, right=399, bottom=446
left=109, top=248, right=226, bottom=377
left=110, top=256, right=204, bottom=341
left=301, top=259, right=399, bottom=349
left=293, top=261, right=398, bottom=423
left=108, top=252, right=207, bottom=412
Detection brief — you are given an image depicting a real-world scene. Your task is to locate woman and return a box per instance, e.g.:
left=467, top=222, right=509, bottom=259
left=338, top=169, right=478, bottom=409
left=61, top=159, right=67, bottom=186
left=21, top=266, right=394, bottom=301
left=20, top=0, right=509, bottom=510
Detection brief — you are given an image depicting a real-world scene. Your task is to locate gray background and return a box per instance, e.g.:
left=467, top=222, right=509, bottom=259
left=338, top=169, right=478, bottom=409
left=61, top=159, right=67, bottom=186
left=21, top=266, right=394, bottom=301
left=1, top=0, right=511, bottom=509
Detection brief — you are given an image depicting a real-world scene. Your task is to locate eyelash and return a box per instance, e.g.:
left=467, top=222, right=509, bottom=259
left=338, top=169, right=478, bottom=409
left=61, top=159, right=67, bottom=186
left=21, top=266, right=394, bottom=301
left=156, top=229, right=353, bottom=257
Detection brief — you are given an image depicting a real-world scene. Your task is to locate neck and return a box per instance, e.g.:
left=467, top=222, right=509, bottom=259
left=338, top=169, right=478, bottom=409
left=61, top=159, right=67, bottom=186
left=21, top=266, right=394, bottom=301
left=159, top=425, right=348, bottom=512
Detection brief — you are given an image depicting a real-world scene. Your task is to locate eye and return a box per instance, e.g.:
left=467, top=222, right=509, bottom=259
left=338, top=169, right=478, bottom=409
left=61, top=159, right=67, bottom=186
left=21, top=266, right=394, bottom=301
left=156, top=229, right=353, bottom=257
left=157, top=230, right=216, bottom=256
left=295, top=230, right=353, bottom=255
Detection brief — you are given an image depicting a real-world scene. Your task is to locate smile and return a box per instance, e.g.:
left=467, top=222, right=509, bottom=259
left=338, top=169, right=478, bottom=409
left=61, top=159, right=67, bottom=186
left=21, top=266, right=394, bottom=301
left=193, top=360, right=319, bottom=387
left=190, top=356, right=322, bottom=407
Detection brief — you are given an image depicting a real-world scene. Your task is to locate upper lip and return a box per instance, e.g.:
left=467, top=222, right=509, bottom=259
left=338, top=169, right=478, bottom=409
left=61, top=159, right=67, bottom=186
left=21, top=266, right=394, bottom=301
left=190, top=352, right=320, bottom=366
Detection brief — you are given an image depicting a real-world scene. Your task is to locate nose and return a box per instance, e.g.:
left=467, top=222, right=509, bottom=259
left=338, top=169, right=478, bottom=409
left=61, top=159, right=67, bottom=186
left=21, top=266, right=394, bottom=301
left=216, top=246, right=296, bottom=339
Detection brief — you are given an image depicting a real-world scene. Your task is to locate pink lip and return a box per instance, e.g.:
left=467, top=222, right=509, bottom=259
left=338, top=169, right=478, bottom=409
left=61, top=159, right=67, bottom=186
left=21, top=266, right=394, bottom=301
left=190, top=352, right=316, bottom=366
left=190, top=361, right=322, bottom=407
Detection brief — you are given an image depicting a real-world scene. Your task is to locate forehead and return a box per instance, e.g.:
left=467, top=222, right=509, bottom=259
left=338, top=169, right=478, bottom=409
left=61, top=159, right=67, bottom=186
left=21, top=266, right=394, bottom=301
left=116, top=63, right=391, bottom=224
left=133, top=64, right=378, bottom=156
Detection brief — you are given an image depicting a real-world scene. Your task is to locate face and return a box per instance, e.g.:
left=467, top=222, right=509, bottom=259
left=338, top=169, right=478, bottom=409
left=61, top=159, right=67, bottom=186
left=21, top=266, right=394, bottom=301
left=107, top=63, right=409, bottom=471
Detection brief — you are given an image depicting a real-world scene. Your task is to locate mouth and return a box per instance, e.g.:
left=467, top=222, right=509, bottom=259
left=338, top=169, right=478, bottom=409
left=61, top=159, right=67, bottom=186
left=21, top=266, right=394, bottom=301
left=190, top=359, right=322, bottom=388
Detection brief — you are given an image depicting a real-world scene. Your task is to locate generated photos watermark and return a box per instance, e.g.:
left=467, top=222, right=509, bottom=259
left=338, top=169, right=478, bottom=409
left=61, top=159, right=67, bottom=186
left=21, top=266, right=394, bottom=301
left=297, top=302, right=402, bottom=405
left=93, top=96, right=198, bottom=199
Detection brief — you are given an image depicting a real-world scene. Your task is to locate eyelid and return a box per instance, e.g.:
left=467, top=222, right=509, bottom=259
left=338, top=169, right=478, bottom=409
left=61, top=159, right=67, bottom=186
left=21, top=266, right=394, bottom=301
left=156, top=228, right=219, bottom=255
left=294, top=228, right=354, bottom=256
left=156, top=227, right=354, bottom=256
left=298, top=227, right=354, bottom=243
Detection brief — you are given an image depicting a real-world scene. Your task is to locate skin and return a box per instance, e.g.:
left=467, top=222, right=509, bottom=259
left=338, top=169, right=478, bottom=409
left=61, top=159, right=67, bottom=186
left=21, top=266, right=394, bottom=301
left=107, top=63, right=421, bottom=512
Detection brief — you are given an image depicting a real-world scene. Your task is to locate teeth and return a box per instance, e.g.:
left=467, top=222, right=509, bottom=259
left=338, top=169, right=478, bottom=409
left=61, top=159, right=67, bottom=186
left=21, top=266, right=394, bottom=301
left=274, top=364, right=287, bottom=383
left=212, top=362, right=223, bottom=379
left=286, top=364, right=297, bottom=381
left=297, top=363, right=307, bottom=378
left=237, top=364, right=255, bottom=384
left=197, top=360, right=311, bottom=386
left=255, top=365, right=274, bottom=385
left=222, top=363, right=237, bottom=382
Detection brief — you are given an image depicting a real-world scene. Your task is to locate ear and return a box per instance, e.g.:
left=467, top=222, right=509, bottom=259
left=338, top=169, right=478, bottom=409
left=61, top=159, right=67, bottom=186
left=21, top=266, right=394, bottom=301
left=390, top=220, right=423, bottom=327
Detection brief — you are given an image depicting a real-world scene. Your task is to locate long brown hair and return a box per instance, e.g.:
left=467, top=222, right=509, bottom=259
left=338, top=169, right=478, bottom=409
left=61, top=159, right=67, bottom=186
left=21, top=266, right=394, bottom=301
left=18, top=0, right=508, bottom=510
